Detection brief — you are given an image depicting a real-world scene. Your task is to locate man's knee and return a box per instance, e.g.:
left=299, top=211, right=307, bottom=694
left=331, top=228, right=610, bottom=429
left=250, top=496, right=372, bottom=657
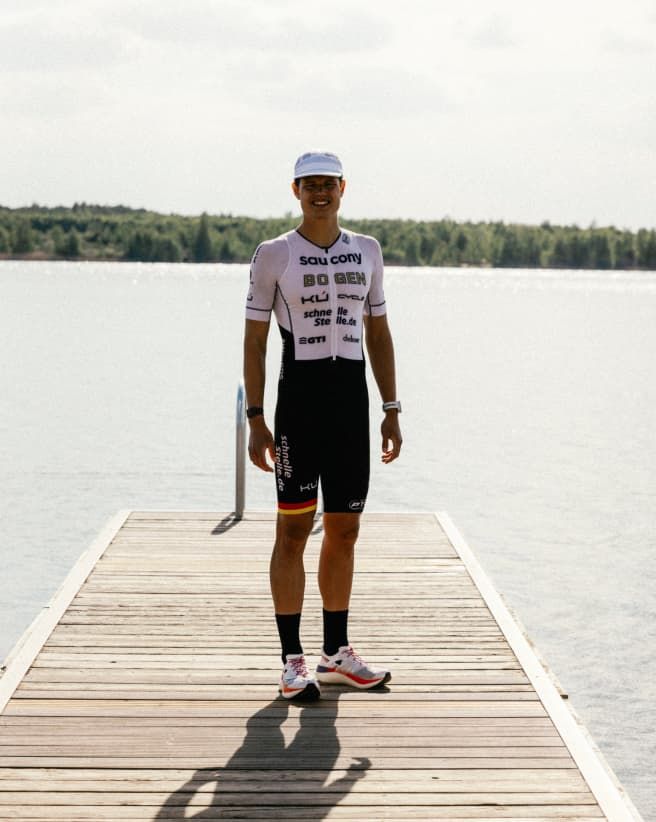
left=323, top=513, right=360, bottom=548
left=275, top=513, right=314, bottom=556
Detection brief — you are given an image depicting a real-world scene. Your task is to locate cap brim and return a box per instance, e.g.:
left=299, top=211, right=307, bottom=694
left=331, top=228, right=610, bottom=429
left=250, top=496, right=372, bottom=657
left=294, top=150, right=343, bottom=179
left=295, top=168, right=342, bottom=178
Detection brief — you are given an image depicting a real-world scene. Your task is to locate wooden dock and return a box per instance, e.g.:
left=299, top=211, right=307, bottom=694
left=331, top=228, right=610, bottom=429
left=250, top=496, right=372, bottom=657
left=0, top=511, right=642, bottom=821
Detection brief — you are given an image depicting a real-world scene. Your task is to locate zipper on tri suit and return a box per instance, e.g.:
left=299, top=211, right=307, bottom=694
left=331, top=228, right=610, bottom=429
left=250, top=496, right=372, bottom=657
left=326, top=247, right=337, bottom=361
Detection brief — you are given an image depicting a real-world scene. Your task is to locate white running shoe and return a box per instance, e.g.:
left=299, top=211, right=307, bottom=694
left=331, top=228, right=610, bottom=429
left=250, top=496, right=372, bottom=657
left=316, top=645, right=391, bottom=689
left=279, top=653, right=321, bottom=701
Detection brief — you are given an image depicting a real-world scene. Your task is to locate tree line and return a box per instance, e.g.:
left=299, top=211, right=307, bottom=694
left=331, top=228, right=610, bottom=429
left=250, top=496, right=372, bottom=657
left=1, top=203, right=655, bottom=270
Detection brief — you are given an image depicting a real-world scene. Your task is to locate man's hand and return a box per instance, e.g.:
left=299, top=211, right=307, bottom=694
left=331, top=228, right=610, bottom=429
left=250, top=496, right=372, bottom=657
left=381, top=412, right=402, bottom=464
left=248, top=418, right=275, bottom=472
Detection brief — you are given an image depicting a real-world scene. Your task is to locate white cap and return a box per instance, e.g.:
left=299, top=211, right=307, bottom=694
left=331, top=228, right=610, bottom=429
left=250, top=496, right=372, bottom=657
left=294, top=151, right=343, bottom=179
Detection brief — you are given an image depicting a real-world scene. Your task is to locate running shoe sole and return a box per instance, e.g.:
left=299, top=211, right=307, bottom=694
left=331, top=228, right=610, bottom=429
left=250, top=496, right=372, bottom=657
left=316, top=668, right=392, bottom=689
left=279, top=681, right=321, bottom=701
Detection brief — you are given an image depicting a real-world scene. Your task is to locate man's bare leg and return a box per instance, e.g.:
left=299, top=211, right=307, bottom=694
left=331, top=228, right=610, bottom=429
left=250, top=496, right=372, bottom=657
left=270, top=511, right=314, bottom=613
left=271, top=510, right=318, bottom=699
left=316, top=512, right=390, bottom=688
left=318, top=512, right=360, bottom=611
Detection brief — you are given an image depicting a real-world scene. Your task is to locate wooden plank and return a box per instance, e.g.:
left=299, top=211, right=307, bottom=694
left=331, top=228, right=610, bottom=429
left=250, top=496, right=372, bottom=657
left=0, top=745, right=574, bottom=758
left=0, top=767, right=590, bottom=791
left=0, top=717, right=559, bottom=730
left=0, top=790, right=600, bottom=805
left=0, top=733, right=563, bottom=747
left=22, top=673, right=533, bottom=689
left=26, top=654, right=521, bottom=664
left=0, top=758, right=578, bottom=770
left=0, top=806, right=606, bottom=820
left=0, top=735, right=563, bottom=751
left=0, top=702, right=552, bottom=721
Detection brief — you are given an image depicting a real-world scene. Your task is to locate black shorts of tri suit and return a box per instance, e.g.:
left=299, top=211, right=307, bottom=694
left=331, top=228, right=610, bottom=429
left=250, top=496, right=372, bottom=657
left=274, top=357, right=370, bottom=516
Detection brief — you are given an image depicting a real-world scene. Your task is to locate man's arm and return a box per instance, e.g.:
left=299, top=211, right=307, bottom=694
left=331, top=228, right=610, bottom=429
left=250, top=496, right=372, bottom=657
left=243, top=318, right=275, bottom=472
left=364, top=314, right=402, bottom=464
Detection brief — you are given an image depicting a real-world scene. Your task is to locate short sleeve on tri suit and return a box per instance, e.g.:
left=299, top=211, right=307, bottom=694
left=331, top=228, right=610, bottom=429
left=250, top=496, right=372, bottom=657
left=363, top=236, right=386, bottom=317
left=245, top=238, right=290, bottom=322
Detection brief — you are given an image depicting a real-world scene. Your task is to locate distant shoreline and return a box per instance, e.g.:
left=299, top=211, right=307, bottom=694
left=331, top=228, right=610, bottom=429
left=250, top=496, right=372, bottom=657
left=3, top=256, right=656, bottom=276
left=1, top=204, right=655, bottom=270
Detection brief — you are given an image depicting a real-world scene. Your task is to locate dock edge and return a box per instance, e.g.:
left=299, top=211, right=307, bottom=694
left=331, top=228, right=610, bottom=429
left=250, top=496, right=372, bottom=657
left=435, top=510, right=644, bottom=822
left=0, top=509, right=131, bottom=715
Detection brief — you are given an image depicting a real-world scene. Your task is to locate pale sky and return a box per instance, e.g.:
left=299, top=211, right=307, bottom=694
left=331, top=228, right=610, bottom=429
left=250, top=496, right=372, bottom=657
left=1, top=0, right=655, bottom=229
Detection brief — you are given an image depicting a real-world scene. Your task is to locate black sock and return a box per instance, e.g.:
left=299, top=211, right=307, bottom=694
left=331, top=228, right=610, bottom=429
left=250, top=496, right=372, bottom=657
left=275, top=613, right=303, bottom=664
left=323, top=608, right=349, bottom=656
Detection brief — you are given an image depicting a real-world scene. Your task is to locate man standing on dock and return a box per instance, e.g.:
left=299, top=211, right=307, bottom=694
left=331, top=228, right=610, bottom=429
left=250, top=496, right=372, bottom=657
left=243, top=151, right=402, bottom=700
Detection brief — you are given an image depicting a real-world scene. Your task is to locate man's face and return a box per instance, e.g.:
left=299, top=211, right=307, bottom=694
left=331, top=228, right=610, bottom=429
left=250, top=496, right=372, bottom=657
left=293, top=175, right=345, bottom=219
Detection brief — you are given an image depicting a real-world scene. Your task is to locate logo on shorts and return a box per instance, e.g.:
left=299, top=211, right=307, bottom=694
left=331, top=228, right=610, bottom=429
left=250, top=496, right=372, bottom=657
left=348, top=499, right=366, bottom=512
left=276, top=435, right=293, bottom=491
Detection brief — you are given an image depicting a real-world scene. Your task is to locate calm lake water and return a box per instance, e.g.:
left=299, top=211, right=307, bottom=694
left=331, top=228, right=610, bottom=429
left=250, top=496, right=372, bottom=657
left=1, top=260, right=654, bottom=818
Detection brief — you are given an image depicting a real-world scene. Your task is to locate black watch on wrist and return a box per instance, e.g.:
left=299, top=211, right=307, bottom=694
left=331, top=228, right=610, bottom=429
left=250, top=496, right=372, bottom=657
left=246, top=406, right=264, bottom=419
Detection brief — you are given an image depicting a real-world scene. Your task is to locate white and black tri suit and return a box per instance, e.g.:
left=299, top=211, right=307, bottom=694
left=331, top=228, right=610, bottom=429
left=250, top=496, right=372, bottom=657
left=245, top=228, right=387, bottom=514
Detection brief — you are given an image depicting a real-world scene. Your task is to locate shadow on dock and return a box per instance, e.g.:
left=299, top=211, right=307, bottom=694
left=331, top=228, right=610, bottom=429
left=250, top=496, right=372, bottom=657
left=211, top=514, right=242, bottom=534
left=155, top=693, right=370, bottom=819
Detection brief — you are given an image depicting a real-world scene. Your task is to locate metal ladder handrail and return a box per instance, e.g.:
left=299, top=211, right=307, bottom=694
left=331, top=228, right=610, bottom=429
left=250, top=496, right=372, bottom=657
left=235, top=381, right=246, bottom=519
